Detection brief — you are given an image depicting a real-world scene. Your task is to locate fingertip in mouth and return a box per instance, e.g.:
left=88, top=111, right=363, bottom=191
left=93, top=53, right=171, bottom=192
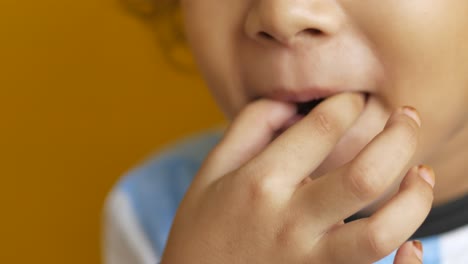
left=295, top=92, right=370, bottom=116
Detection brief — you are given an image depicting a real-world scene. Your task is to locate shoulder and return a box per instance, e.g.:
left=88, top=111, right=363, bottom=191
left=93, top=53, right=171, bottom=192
left=103, top=129, right=223, bottom=262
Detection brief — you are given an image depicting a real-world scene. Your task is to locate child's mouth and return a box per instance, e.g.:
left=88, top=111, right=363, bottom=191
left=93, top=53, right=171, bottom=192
left=295, top=92, right=370, bottom=116
left=296, top=98, right=326, bottom=116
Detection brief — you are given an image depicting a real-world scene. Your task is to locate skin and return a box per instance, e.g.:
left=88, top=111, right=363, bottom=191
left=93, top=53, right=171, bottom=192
left=160, top=0, right=468, bottom=263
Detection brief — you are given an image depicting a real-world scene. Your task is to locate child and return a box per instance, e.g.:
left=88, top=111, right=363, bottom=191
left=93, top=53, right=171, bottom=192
left=104, top=0, right=468, bottom=263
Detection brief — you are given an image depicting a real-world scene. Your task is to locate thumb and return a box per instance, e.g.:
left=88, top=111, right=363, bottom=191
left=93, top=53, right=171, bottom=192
left=393, top=241, right=423, bottom=264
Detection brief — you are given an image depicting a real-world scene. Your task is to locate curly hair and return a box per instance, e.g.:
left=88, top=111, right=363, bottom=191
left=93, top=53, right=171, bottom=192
left=120, top=0, right=192, bottom=71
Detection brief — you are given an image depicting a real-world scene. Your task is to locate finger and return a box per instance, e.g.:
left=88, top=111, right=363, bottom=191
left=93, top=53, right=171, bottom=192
left=320, top=165, right=434, bottom=264
left=292, top=107, right=421, bottom=230
left=393, top=241, right=423, bottom=264
left=242, top=92, right=365, bottom=191
left=196, top=99, right=296, bottom=187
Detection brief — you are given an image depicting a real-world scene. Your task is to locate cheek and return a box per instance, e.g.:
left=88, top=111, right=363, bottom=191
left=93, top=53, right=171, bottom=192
left=346, top=0, right=468, bottom=99
left=182, top=1, right=249, bottom=118
left=345, top=0, right=468, bottom=158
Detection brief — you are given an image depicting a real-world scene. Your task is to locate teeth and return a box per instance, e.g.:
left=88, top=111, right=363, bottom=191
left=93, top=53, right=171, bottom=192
left=296, top=98, right=325, bottom=115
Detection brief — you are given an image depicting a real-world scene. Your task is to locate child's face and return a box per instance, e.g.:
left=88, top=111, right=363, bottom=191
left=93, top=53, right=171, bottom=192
left=181, top=1, right=468, bottom=172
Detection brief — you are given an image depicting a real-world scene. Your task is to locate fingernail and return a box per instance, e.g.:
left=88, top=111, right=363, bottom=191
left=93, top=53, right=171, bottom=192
left=401, top=106, right=421, bottom=127
left=418, top=165, right=435, bottom=188
left=412, top=240, right=423, bottom=261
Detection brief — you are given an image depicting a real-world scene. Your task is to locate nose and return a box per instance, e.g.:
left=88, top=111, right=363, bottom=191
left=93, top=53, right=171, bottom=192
left=245, top=0, right=344, bottom=46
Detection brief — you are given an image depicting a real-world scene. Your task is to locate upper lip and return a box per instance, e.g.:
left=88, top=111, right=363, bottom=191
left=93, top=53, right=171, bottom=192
left=260, top=87, right=354, bottom=103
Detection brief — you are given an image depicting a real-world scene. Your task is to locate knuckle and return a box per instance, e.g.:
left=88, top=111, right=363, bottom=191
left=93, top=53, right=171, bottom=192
left=238, top=163, right=288, bottom=207
left=312, top=112, right=335, bottom=136
left=273, top=217, right=310, bottom=255
left=245, top=174, right=278, bottom=202
left=346, top=164, right=382, bottom=201
left=365, top=223, right=393, bottom=258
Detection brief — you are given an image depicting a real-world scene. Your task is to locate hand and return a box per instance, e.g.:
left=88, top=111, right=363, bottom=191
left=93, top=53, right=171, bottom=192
left=161, top=93, right=434, bottom=263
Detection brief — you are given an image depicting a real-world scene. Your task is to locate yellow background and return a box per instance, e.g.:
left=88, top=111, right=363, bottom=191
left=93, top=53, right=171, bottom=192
left=0, top=0, right=224, bottom=263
